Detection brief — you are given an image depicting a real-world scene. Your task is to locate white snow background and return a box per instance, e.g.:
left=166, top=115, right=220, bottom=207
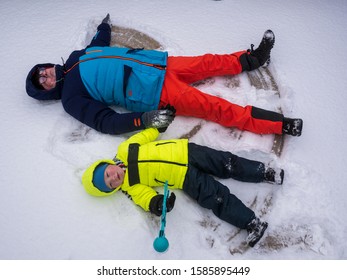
left=1, top=0, right=347, bottom=262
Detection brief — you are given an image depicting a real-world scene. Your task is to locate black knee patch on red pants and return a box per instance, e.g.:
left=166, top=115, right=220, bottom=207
left=251, top=106, right=283, bottom=122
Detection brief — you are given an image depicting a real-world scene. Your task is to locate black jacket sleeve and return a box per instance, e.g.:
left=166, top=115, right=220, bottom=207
left=61, top=62, right=146, bottom=135
left=62, top=93, right=146, bottom=135
left=87, top=22, right=111, bottom=48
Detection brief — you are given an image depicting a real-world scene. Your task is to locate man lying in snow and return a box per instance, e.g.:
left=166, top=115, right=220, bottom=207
left=26, top=14, right=303, bottom=137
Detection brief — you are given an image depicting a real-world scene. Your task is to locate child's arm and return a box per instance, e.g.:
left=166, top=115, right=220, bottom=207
left=124, top=183, right=158, bottom=212
left=120, top=128, right=159, bottom=148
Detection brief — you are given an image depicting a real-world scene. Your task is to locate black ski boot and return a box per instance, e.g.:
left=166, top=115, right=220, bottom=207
left=246, top=217, right=268, bottom=247
left=282, top=118, right=303, bottom=136
left=264, top=167, right=284, bottom=185
left=240, top=30, right=275, bottom=71
left=250, top=29, right=275, bottom=67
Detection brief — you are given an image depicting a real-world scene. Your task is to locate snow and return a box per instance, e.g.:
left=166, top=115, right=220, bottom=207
left=1, top=0, right=347, bottom=269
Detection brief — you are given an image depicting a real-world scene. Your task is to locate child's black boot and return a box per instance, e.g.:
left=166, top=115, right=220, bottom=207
left=282, top=118, right=303, bottom=136
left=264, top=167, right=284, bottom=185
left=246, top=217, right=268, bottom=247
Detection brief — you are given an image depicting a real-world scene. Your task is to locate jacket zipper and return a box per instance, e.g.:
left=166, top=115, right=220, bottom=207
left=137, top=159, right=188, bottom=167
left=64, top=55, right=166, bottom=74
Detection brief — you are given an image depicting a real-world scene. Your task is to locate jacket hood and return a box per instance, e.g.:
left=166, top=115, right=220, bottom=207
left=82, top=159, right=121, bottom=197
left=25, top=63, right=65, bottom=101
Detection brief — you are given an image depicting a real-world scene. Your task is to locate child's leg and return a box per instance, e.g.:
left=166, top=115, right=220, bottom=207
left=183, top=165, right=255, bottom=229
left=167, top=51, right=246, bottom=84
left=188, top=143, right=265, bottom=182
left=160, top=73, right=283, bottom=134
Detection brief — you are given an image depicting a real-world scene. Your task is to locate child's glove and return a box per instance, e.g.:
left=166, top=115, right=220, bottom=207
left=149, top=192, right=176, bottom=216
left=101, top=13, right=110, bottom=25
left=141, top=108, right=175, bottom=132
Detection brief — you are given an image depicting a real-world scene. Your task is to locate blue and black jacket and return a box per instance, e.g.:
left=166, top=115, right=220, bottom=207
left=26, top=23, right=168, bottom=134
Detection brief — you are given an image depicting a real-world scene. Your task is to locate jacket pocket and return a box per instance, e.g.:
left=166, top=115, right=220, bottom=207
left=123, top=65, right=163, bottom=108
left=155, top=141, right=177, bottom=146
left=155, top=178, right=174, bottom=187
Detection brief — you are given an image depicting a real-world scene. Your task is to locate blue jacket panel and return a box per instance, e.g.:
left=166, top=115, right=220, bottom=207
left=59, top=23, right=166, bottom=134
left=79, top=46, right=167, bottom=112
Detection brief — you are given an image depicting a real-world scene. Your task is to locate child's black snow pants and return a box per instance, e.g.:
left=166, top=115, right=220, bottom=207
left=182, top=143, right=265, bottom=229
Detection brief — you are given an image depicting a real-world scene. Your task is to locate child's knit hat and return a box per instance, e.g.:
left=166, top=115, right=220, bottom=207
left=82, top=159, right=117, bottom=197
left=93, top=163, right=111, bottom=193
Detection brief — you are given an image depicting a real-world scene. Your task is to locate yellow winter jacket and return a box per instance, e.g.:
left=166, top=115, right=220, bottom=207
left=82, top=128, right=189, bottom=212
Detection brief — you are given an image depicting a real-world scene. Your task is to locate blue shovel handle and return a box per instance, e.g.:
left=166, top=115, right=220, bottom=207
left=160, top=180, right=169, bottom=233
left=153, top=180, right=170, bottom=252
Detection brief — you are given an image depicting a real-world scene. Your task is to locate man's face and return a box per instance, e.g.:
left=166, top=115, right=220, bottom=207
left=104, top=164, right=125, bottom=190
left=38, top=67, right=56, bottom=90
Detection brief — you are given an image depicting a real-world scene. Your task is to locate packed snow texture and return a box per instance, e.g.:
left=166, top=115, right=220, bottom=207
left=1, top=0, right=347, bottom=260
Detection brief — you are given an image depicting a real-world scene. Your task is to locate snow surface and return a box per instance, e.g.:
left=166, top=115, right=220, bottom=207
left=1, top=0, right=347, bottom=261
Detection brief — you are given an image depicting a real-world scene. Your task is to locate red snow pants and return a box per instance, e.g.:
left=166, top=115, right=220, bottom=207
left=159, top=51, right=283, bottom=134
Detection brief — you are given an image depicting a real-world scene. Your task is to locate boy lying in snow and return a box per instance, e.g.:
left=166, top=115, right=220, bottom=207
left=82, top=128, right=284, bottom=247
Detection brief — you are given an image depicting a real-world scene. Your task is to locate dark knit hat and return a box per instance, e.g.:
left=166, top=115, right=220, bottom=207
left=92, top=163, right=111, bottom=193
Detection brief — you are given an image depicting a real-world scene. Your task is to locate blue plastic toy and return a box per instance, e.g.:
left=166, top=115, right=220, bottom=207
left=153, top=181, right=170, bottom=253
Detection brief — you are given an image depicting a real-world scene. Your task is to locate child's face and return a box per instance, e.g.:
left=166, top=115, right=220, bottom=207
left=104, top=164, right=125, bottom=190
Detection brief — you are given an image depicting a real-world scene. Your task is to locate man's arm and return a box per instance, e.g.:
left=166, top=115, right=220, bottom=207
left=63, top=94, right=146, bottom=134
left=87, top=14, right=111, bottom=48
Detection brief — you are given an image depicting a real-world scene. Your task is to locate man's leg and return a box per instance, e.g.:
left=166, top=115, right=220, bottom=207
left=160, top=73, right=283, bottom=134
left=166, top=51, right=246, bottom=84
left=166, top=29, right=275, bottom=83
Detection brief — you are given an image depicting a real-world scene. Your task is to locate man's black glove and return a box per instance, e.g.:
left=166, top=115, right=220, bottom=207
left=141, top=108, right=175, bottom=132
left=102, top=13, right=110, bottom=25
left=149, top=192, right=176, bottom=216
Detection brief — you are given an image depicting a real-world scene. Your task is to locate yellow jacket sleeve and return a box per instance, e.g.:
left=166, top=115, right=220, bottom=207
left=124, top=183, right=158, bottom=211
left=125, top=128, right=159, bottom=145
left=117, top=128, right=159, bottom=158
